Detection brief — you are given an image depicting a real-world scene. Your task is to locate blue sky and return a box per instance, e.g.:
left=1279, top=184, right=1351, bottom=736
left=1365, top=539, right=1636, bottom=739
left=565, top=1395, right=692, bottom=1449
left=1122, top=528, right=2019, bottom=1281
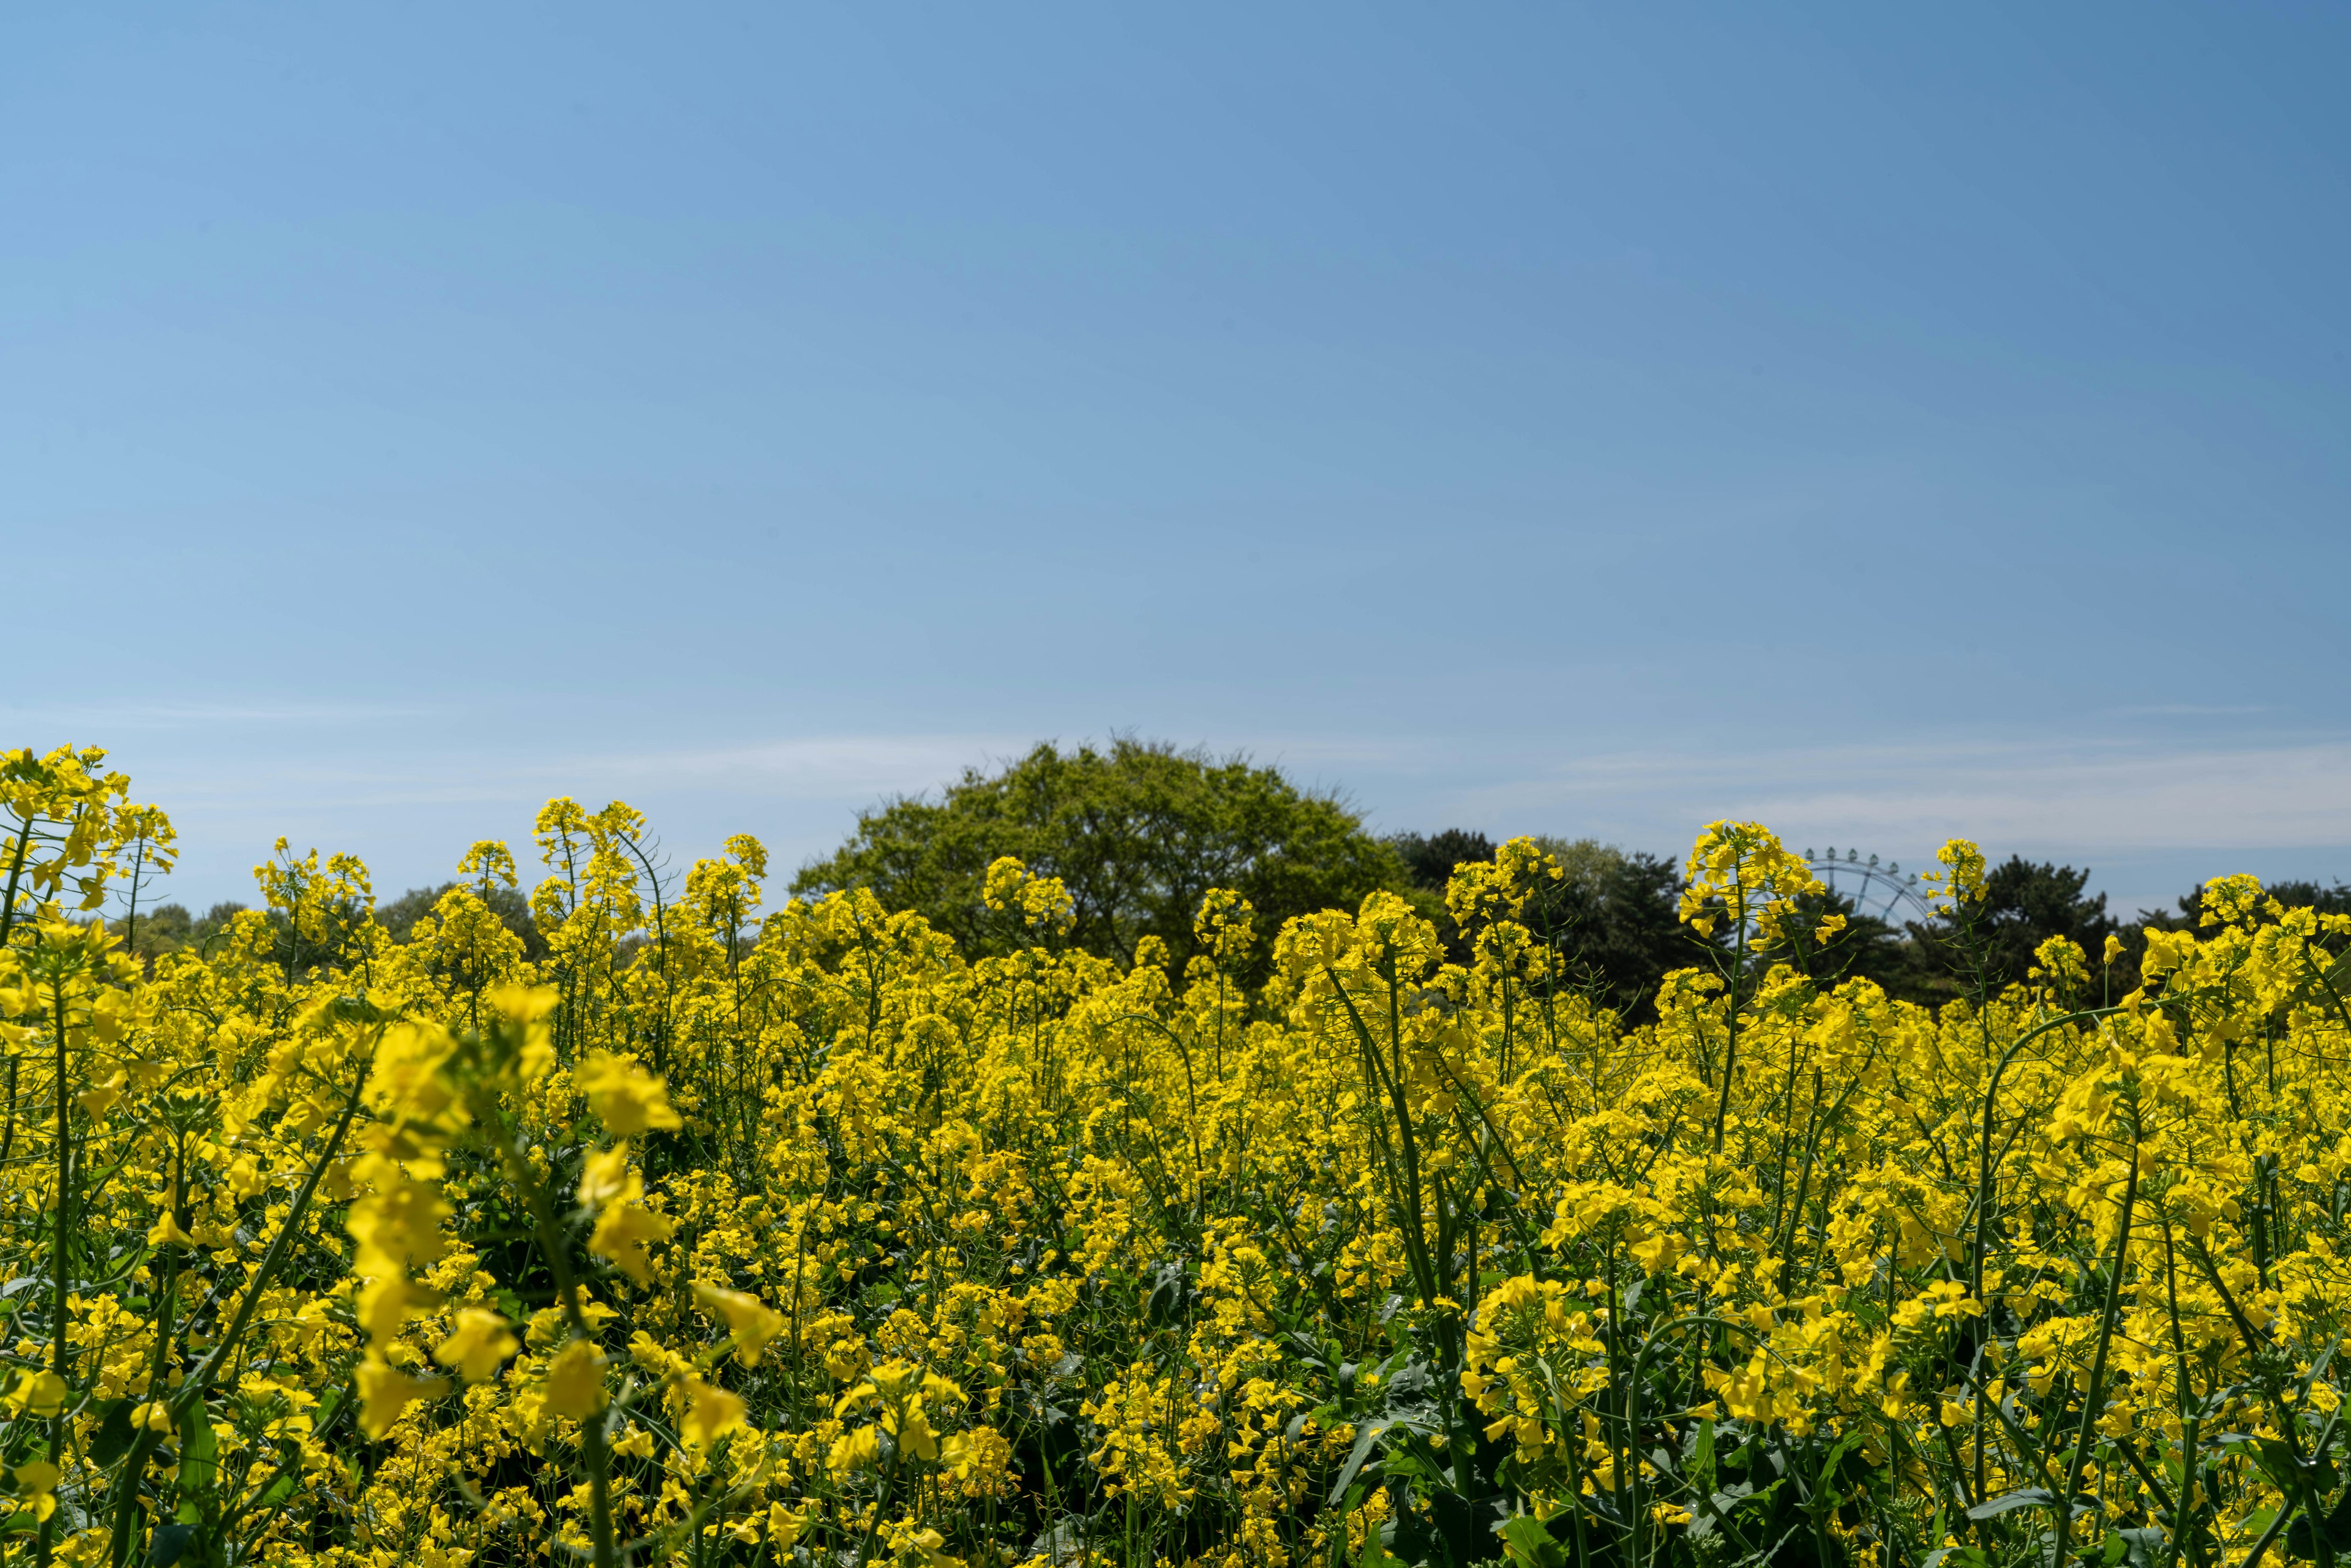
left=7, top=4, right=2349, bottom=919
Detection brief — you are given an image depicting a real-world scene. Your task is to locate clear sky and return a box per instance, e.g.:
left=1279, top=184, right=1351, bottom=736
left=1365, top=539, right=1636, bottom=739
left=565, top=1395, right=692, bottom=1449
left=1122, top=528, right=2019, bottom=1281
left=7, top=4, right=2349, bottom=920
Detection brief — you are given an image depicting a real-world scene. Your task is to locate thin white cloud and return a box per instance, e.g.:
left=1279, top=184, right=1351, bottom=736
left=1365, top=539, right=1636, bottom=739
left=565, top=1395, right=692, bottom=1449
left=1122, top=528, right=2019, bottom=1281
left=116, top=733, right=1038, bottom=814
left=571, top=735, right=1030, bottom=799
left=69, top=721, right=2351, bottom=917
left=2113, top=704, right=2272, bottom=718
left=574, top=732, right=1432, bottom=797
left=1453, top=735, right=2351, bottom=853
left=0, top=699, right=437, bottom=729
left=135, top=728, right=2351, bottom=859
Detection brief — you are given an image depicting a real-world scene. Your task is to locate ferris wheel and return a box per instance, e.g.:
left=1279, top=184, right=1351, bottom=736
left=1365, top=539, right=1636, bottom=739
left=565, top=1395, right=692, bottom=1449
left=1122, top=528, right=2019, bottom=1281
left=1804, top=847, right=1938, bottom=929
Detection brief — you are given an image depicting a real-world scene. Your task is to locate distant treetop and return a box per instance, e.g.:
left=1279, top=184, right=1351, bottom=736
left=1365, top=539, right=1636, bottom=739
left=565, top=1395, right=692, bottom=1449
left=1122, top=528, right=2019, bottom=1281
left=792, top=738, right=1407, bottom=975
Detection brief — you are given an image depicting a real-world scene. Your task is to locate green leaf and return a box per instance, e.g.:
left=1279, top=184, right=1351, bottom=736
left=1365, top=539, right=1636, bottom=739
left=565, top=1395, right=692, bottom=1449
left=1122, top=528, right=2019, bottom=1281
left=1967, top=1487, right=2058, bottom=1521
left=2217, top=1432, right=2312, bottom=1499
left=2281, top=1490, right=2351, bottom=1560
left=1325, top=1414, right=1438, bottom=1508
left=176, top=1399, right=218, bottom=1503
left=89, top=1399, right=136, bottom=1466
left=1498, top=1514, right=1569, bottom=1568
left=1327, top=1420, right=1395, bottom=1508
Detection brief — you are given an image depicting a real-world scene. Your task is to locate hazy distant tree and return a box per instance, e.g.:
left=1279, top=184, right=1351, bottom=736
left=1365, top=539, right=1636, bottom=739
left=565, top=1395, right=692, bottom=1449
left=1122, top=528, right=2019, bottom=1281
left=1388, top=830, right=1497, bottom=961
left=1895, top=855, right=2122, bottom=1002
left=108, top=899, right=251, bottom=968
left=795, top=738, right=1408, bottom=975
left=379, top=881, right=550, bottom=962
left=2158, top=877, right=2351, bottom=929
left=110, top=901, right=192, bottom=965
left=1383, top=831, right=1697, bottom=1018
left=1390, top=830, right=1496, bottom=893
left=1526, top=837, right=1695, bottom=1020
left=1768, top=885, right=1910, bottom=995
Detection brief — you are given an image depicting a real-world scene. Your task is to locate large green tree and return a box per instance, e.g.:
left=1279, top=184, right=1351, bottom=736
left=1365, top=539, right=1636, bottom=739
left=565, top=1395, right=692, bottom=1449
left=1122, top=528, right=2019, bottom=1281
left=1527, top=837, right=1698, bottom=1019
left=1390, top=830, right=1698, bottom=1019
left=792, top=738, right=1408, bottom=972
left=1893, top=855, right=2123, bottom=1001
left=2158, top=877, right=2351, bottom=934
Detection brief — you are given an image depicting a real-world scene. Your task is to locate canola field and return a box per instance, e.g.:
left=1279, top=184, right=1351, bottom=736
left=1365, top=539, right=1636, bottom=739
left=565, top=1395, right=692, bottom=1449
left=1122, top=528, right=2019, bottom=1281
left=1, top=745, right=2348, bottom=1568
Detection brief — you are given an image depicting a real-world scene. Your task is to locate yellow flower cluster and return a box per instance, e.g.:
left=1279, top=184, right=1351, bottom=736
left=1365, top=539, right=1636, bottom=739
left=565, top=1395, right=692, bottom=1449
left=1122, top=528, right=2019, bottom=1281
left=2, top=749, right=2349, bottom=1568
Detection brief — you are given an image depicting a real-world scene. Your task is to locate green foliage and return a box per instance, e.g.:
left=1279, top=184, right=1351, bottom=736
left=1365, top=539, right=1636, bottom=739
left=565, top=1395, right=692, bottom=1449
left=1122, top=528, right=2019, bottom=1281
left=1388, top=834, right=2351, bottom=1019
left=1899, top=855, right=2122, bottom=1000
left=378, top=880, right=550, bottom=962
left=1771, top=883, right=1912, bottom=996
left=1390, top=830, right=1498, bottom=964
left=1392, top=830, right=1496, bottom=894
left=793, top=738, right=1408, bottom=975
left=1524, top=837, right=1693, bottom=1019
left=2161, top=877, right=2351, bottom=939
left=1391, top=831, right=1694, bottom=1018
left=1970, top=854, right=2121, bottom=983
left=108, top=900, right=247, bottom=966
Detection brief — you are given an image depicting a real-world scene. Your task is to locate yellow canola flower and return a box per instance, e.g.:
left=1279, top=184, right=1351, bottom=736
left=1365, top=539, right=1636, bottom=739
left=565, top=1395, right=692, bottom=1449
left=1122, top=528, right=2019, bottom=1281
left=364, top=1021, right=462, bottom=1128
left=694, top=1283, right=785, bottom=1366
left=577, top=1142, right=633, bottom=1212
left=356, top=1355, right=448, bottom=1440
left=893, top=1526, right=961, bottom=1567
left=355, top=1274, right=445, bottom=1351
left=9, top=1371, right=66, bottom=1419
left=21, top=770, right=2351, bottom=1568
left=897, top=1398, right=941, bottom=1461
left=434, top=1308, right=520, bottom=1383
left=766, top=1503, right=809, bottom=1550
left=981, top=857, right=1027, bottom=912
left=678, top=1375, right=747, bottom=1449
left=1926, top=837, right=1987, bottom=904
left=486, top=983, right=558, bottom=1081
left=828, top=1424, right=883, bottom=1477
left=146, top=1212, right=196, bottom=1249
left=345, top=1154, right=452, bottom=1281
left=542, top=1338, right=606, bottom=1420
left=13, top=1461, right=58, bottom=1522
left=77, top=1073, right=125, bottom=1119
left=588, top=1169, right=675, bottom=1284
left=576, top=1050, right=682, bottom=1135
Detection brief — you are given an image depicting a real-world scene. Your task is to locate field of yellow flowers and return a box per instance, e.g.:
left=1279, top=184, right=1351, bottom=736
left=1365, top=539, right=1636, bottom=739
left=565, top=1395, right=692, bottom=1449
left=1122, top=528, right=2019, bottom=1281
left=2, top=745, right=2349, bottom=1568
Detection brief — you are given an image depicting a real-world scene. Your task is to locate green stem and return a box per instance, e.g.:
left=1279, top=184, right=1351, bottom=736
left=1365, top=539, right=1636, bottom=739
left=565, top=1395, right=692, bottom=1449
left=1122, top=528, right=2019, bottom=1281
left=500, top=1127, right=618, bottom=1568
left=170, top=1047, right=373, bottom=1424
left=0, top=816, right=35, bottom=950
left=2054, top=1109, right=2142, bottom=1568
left=1971, top=1006, right=2123, bottom=1504
left=854, top=1440, right=906, bottom=1568
left=1710, top=905, right=1747, bottom=1155
left=109, top=1143, right=186, bottom=1567
left=38, top=978, right=71, bottom=1568
left=2159, top=1210, right=2200, bottom=1568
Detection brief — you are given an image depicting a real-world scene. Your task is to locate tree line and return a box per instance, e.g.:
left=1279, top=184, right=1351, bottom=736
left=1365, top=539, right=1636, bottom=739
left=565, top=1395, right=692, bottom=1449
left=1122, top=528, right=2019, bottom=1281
left=115, top=738, right=2349, bottom=1015
left=788, top=738, right=2350, bottom=1015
